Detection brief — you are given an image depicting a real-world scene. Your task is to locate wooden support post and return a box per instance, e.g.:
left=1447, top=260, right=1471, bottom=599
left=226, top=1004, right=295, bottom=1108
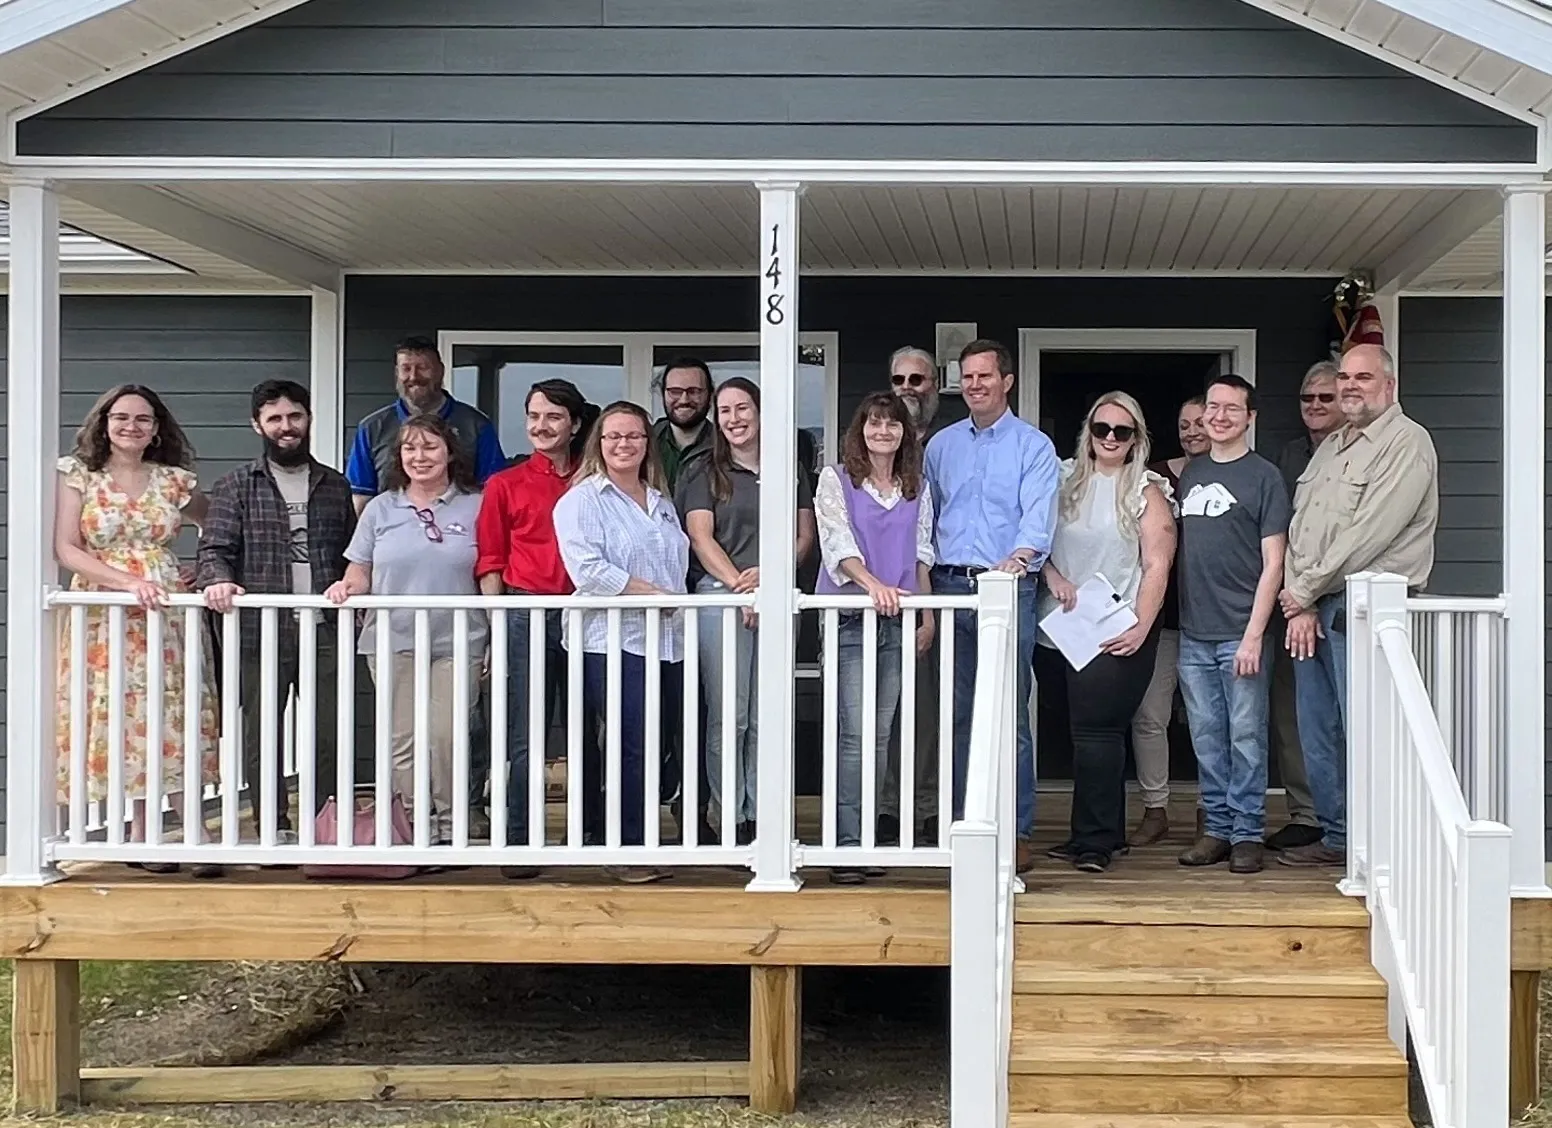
left=1511, top=969, right=1541, bottom=1115
left=12, top=960, right=80, bottom=1112
left=749, top=965, right=801, bottom=1114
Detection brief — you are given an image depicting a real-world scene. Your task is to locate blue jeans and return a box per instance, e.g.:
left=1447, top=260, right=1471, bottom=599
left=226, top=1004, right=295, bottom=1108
left=931, top=568, right=1039, bottom=838
left=504, top=606, right=589, bottom=844
left=1178, top=634, right=1273, bottom=844
left=1293, top=593, right=1349, bottom=850
left=696, top=575, right=759, bottom=825
left=581, top=651, right=683, bottom=847
left=835, top=613, right=904, bottom=848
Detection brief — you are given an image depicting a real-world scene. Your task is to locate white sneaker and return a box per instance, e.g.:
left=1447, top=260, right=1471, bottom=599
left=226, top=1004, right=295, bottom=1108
left=276, top=828, right=298, bottom=846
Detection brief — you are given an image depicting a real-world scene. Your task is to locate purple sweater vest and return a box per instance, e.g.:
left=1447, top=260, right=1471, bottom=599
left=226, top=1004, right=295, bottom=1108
left=815, top=467, right=921, bottom=595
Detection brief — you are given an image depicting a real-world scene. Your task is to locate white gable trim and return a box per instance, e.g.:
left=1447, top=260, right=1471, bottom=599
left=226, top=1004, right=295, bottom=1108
left=0, top=0, right=135, bottom=57
left=1382, top=0, right=1552, bottom=77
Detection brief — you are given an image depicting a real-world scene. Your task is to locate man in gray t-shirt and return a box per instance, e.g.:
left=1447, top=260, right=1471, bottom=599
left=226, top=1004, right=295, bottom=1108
left=1175, top=375, right=1290, bottom=876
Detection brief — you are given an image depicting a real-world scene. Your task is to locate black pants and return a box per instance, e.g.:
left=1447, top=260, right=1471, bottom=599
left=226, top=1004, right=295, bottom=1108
left=1066, top=628, right=1161, bottom=857
left=239, top=629, right=341, bottom=832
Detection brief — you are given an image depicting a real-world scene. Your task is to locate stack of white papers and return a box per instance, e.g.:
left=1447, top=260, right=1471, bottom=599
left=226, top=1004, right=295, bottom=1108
left=1039, top=573, right=1138, bottom=671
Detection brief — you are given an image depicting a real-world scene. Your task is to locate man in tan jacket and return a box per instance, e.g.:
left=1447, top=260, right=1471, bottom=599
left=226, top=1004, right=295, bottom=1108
left=1276, top=344, right=1438, bottom=867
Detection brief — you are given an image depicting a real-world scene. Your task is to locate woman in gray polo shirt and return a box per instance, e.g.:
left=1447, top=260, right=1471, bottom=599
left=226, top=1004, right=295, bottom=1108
left=678, top=377, right=815, bottom=845
left=325, top=414, right=487, bottom=847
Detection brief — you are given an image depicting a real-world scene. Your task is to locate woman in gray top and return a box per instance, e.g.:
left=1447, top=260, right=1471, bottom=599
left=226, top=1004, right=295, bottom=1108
left=678, top=377, right=815, bottom=844
left=326, top=414, right=487, bottom=847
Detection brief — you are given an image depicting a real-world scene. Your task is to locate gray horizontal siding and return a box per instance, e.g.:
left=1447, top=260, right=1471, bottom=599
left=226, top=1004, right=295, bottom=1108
left=18, top=0, right=1533, bottom=162
left=0, top=295, right=311, bottom=850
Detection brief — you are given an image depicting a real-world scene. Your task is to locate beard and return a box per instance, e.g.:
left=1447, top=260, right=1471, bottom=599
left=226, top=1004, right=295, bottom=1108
left=668, top=401, right=709, bottom=428
left=264, top=435, right=310, bottom=467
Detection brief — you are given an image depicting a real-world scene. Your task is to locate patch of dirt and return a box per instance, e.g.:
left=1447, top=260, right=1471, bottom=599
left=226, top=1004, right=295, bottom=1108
left=84, top=961, right=353, bottom=1069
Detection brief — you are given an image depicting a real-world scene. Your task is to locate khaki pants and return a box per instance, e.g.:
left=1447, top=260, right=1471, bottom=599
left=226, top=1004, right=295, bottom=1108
left=1270, top=642, right=1318, bottom=826
left=365, top=652, right=481, bottom=842
left=1130, top=627, right=1180, bottom=809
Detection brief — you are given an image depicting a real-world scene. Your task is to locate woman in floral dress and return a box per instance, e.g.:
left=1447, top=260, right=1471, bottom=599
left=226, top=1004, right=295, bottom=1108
left=54, top=385, right=222, bottom=877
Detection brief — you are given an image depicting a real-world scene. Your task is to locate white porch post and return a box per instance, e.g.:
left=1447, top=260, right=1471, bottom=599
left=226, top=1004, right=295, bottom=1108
left=3, top=181, right=63, bottom=884
left=309, top=283, right=344, bottom=470
left=750, top=182, right=802, bottom=891
left=1501, top=184, right=1547, bottom=894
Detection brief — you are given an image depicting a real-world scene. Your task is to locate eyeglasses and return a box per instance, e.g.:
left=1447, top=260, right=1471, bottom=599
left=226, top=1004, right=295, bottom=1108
left=1089, top=421, right=1136, bottom=442
left=663, top=387, right=706, bottom=401
left=891, top=372, right=931, bottom=389
left=602, top=432, right=648, bottom=444
left=1300, top=392, right=1337, bottom=404
left=414, top=507, right=443, bottom=543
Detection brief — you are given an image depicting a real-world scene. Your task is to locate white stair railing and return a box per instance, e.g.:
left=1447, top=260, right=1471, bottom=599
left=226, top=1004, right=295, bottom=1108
left=949, top=570, right=1019, bottom=1128
left=1347, top=573, right=1511, bottom=1128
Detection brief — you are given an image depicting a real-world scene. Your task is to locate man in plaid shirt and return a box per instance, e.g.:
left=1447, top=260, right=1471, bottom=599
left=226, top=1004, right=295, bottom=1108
left=197, top=380, right=357, bottom=843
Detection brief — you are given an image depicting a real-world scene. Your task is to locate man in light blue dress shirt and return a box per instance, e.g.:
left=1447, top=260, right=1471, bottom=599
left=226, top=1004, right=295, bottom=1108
left=924, top=339, right=1059, bottom=873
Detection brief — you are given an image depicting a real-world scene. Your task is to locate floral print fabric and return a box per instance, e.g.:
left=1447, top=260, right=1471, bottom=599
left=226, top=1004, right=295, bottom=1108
left=54, top=456, right=219, bottom=804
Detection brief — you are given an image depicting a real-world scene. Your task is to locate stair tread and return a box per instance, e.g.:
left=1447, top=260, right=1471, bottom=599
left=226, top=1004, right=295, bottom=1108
left=1009, top=1116, right=1412, bottom=1127
left=1014, top=965, right=1385, bottom=996
left=1015, top=892, right=1367, bottom=927
left=1010, top=1035, right=1408, bottom=1076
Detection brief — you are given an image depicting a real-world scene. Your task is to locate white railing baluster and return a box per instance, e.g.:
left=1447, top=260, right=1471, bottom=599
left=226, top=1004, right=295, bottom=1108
left=144, top=608, right=164, bottom=846
left=821, top=608, right=838, bottom=851
left=860, top=607, right=878, bottom=852
left=105, top=604, right=126, bottom=845
left=412, top=609, right=432, bottom=848
left=644, top=609, right=661, bottom=851
left=67, top=605, right=87, bottom=844
left=220, top=609, right=241, bottom=846
left=259, top=607, right=279, bottom=849
left=681, top=607, right=700, bottom=850
left=488, top=607, right=509, bottom=848
left=374, top=618, right=394, bottom=850
left=605, top=608, right=623, bottom=850
left=719, top=606, right=737, bottom=847
left=297, top=608, right=318, bottom=849
left=335, top=605, right=355, bottom=848
left=527, top=608, right=546, bottom=850
left=452, top=609, right=471, bottom=850
left=181, top=605, right=202, bottom=848
left=938, top=609, right=955, bottom=850
left=566, top=608, right=584, bottom=848
left=899, top=606, right=917, bottom=852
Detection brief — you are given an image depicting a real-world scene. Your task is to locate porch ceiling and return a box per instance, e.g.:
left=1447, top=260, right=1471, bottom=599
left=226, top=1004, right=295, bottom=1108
left=1406, top=191, right=1552, bottom=290
left=75, top=181, right=1491, bottom=279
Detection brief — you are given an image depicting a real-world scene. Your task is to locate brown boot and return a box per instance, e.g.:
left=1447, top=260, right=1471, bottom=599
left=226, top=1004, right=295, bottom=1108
left=1195, top=807, right=1206, bottom=839
left=1128, top=807, right=1169, bottom=847
left=1229, top=841, right=1265, bottom=874
left=1178, top=835, right=1231, bottom=867
left=1016, top=838, right=1035, bottom=874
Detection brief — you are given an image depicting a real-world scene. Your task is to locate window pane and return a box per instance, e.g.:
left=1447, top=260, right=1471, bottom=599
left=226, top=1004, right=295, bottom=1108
left=450, top=345, right=626, bottom=459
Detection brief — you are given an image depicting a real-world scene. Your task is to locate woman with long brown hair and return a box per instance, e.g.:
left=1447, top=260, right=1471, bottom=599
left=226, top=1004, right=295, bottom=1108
left=677, top=377, right=815, bottom=844
left=54, top=384, right=222, bottom=875
left=815, top=393, right=936, bottom=882
left=553, top=401, right=688, bottom=883
left=326, top=413, right=487, bottom=847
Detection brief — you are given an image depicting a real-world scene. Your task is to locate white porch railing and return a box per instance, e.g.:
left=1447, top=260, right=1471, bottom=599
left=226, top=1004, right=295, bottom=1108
left=1347, top=573, right=1511, bottom=1128
left=947, top=572, right=1019, bottom=1128
left=36, top=581, right=1001, bottom=886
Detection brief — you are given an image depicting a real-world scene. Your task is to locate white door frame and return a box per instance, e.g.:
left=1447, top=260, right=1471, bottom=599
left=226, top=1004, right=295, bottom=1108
left=437, top=329, right=841, bottom=462
left=1017, top=327, right=1259, bottom=445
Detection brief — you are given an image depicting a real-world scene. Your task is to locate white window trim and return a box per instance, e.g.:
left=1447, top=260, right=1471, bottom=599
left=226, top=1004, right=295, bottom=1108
left=1017, top=327, right=1259, bottom=446
left=436, top=329, right=841, bottom=464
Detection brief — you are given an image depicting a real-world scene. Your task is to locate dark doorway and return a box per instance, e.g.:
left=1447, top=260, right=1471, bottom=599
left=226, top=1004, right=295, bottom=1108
left=1032, top=350, right=1222, bottom=785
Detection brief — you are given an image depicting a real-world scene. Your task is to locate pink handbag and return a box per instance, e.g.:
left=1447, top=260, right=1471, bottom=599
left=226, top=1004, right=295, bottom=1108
left=302, top=789, right=419, bottom=880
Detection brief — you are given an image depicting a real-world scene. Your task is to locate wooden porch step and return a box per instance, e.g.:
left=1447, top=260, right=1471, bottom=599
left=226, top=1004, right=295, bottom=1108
left=1013, top=992, right=1388, bottom=1038
left=1008, top=1036, right=1408, bottom=1077
left=1008, top=1116, right=1412, bottom=1128
left=1015, top=922, right=1372, bottom=970
left=1010, top=1072, right=1409, bottom=1116
left=1013, top=964, right=1387, bottom=996
left=1014, top=891, right=1368, bottom=927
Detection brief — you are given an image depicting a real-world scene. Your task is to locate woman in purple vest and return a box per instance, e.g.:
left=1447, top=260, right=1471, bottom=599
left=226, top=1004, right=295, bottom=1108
left=815, top=393, right=937, bottom=883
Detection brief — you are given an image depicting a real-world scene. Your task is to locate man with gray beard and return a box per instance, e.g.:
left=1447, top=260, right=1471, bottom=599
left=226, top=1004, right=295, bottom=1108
left=878, top=345, right=945, bottom=846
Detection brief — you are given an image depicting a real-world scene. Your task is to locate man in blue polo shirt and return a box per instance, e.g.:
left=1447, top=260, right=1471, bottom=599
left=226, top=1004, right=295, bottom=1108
left=345, top=336, right=506, bottom=512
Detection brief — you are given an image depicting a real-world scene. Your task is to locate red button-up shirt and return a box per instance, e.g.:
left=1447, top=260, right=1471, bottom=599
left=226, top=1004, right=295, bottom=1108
left=475, top=453, right=575, bottom=595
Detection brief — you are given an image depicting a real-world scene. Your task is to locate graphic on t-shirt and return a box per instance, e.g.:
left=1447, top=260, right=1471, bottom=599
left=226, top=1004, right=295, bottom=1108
left=286, top=501, right=308, bottom=563
left=1179, top=482, right=1238, bottom=519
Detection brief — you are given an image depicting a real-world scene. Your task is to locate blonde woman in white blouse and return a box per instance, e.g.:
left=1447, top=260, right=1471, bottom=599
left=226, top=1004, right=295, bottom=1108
left=1039, top=391, right=1176, bottom=875
left=814, top=393, right=935, bottom=883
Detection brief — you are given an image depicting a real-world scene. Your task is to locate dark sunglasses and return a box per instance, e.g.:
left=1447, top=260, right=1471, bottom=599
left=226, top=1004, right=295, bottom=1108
left=414, top=507, right=443, bottom=543
left=1300, top=392, right=1337, bottom=404
left=891, top=372, right=931, bottom=389
left=1089, top=421, right=1136, bottom=443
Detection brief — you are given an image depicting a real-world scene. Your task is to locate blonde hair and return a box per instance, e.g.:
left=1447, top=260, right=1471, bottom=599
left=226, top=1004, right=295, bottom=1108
left=574, top=401, right=666, bottom=494
left=1060, top=391, right=1154, bottom=538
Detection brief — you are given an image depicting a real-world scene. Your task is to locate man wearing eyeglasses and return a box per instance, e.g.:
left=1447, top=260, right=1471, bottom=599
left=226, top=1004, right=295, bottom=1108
left=653, top=357, right=717, bottom=494
left=1262, top=359, right=1341, bottom=853
left=878, top=345, right=946, bottom=848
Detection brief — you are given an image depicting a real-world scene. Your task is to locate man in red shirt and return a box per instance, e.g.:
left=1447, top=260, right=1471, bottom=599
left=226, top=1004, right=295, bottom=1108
left=475, top=379, right=597, bottom=879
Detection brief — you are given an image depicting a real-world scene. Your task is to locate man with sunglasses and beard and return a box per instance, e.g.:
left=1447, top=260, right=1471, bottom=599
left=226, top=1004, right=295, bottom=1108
left=1261, top=360, right=1341, bottom=852
left=198, top=380, right=357, bottom=845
